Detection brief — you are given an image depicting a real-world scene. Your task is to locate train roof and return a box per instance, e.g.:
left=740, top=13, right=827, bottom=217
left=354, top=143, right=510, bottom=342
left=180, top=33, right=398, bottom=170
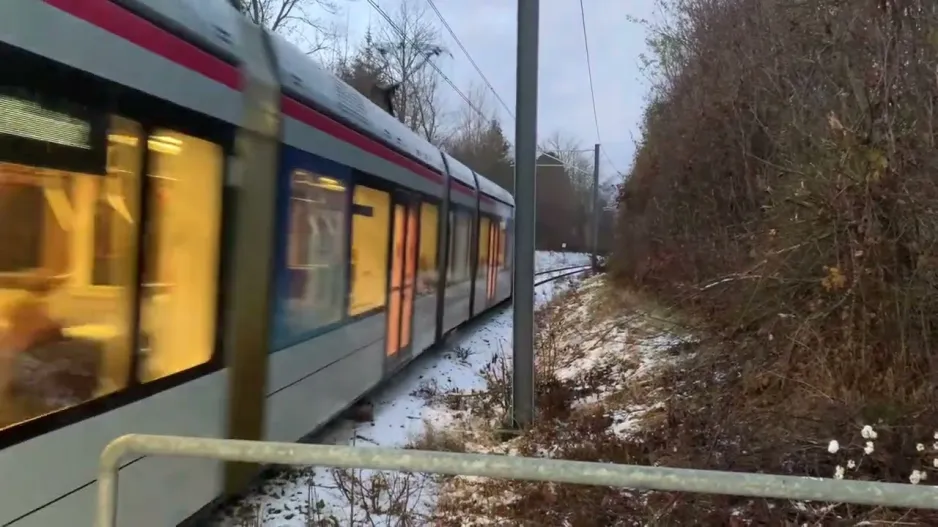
left=476, top=174, right=514, bottom=205
left=115, top=0, right=243, bottom=64
left=441, top=153, right=477, bottom=190
left=268, top=32, right=447, bottom=174
left=118, top=0, right=513, bottom=207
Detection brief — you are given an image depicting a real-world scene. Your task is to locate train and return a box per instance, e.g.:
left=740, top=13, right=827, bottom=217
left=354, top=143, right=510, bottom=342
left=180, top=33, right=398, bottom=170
left=0, top=1, right=515, bottom=525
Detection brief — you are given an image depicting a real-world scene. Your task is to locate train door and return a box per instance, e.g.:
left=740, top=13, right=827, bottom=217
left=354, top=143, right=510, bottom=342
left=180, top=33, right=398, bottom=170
left=385, top=194, right=420, bottom=367
left=485, top=220, right=499, bottom=304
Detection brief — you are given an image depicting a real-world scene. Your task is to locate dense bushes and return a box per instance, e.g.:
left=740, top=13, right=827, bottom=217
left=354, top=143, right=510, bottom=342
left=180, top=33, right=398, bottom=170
left=617, top=0, right=938, bottom=397
left=613, top=0, right=938, bottom=519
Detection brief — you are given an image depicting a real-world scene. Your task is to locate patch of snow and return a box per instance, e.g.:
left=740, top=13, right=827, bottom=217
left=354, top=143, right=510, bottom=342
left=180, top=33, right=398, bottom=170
left=535, top=251, right=591, bottom=273
left=210, top=251, right=587, bottom=526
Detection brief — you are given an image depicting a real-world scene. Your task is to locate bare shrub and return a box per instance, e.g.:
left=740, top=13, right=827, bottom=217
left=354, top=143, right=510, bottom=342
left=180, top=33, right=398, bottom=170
left=613, top=0, right=938, bottom=522
left=408, top=422, right=468, bottom=453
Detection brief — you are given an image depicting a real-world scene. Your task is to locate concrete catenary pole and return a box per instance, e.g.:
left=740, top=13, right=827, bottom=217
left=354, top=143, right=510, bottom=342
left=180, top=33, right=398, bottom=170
left=591, top=143, right=600, bottom=269
left=511, top=0, right=540, bottom=429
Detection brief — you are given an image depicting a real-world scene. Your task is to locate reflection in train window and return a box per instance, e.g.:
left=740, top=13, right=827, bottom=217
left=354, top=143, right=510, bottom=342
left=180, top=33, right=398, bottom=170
left=417, top=202, right=438, bottom=295
left=450, top=210, right=472, bottom=283
left=503, top=220, right=513, bottom=270
left=349, top=185, right=390, bottom=316
left=477, top=215, right=491, bottom=280
left=277, top=168, right=347, bottom=341
left=0, top=107, right=143, bottom=430
left=497, top=221, right=507, bottom=269
left=446, top=210, right=456, bottom=284
left=138, top=130, right=222, bottom=382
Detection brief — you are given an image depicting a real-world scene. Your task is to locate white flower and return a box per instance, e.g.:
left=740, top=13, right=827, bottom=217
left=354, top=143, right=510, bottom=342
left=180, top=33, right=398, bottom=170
left=847, top=459, right=856, bottom=469
left=933, top=458, right=938, bottom=468
left=828, top=440, right=840, bottom=454
left=861, top=425, right=877, bottom=440
left=834, top=465, right=845, bottom=480
left=917, top=443, right=926, bottom=452
left=864, top=441, right=875, bottom=455
left=910, top=470, right=924, bottom=485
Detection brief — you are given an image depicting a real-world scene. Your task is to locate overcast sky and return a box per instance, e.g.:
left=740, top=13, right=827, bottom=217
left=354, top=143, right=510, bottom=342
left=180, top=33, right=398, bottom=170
left=313, top=0, right=657, bottom=183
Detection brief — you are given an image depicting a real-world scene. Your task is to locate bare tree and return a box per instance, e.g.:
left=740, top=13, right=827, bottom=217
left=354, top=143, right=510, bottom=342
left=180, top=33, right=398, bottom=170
left=369, top=0, right=448, bottom=143
left=446, top=85, right=513, bottom=193
left=236, top=0, right=342, bottom=56
left=447, top=85, right=492, bottom=145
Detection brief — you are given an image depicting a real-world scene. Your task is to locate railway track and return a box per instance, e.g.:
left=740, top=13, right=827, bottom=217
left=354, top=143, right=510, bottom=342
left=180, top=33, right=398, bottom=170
left=196, top=263, right=594, bottom=526
left=534, top=264, right=593, bottom=286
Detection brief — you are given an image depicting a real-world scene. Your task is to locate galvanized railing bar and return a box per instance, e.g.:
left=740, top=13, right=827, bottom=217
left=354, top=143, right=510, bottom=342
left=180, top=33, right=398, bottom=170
left=96, top=434, right=938, bottom=527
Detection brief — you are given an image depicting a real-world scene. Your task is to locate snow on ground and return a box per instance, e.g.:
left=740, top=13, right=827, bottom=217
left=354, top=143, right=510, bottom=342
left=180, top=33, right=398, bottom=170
left=535, top=251, right=590, bottom=273
left=426, top=278, right=695, bottom=526
left=209, top=252, right=673, bottom=526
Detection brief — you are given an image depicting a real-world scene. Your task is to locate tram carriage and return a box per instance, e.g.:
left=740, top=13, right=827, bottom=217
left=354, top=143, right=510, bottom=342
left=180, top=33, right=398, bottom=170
left=0, top=1, right=514, bottom=525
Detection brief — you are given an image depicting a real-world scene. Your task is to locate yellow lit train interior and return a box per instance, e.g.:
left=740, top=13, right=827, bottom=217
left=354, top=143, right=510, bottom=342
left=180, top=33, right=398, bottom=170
left=417, top=202, right=438, bottom=295
left=349, top=185, right=390, bottom=316
left=0, top=102, right=222, bottom=429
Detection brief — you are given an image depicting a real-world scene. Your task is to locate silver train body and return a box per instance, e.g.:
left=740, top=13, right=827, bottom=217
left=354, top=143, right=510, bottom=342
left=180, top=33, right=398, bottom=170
left=0, top=1, right=514, bottom=525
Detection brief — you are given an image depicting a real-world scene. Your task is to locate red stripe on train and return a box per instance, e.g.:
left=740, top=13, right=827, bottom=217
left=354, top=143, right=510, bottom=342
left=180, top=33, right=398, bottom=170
left=44, top=0, right=241, bottom=90
left=282, top=97, right=444, bottom=185
left=46, top=0, right=452, bottom=188
left=450, top=179, right=476, bottom=197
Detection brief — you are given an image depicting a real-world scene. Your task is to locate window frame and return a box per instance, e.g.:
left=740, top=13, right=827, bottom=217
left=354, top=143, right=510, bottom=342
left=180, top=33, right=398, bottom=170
left=446, top=203, right=475, bottom=286
left=415, top=200, right=441, bottom=297
left=476, top=211, right=500, bottom=276
left=347, top=169, right=443, bottom=321
left=269, top=145, right=353, bottom=351
left=0, top=42, right=234, bottom=449
left=500, top=217, right=512, bottom=271
left=347, top=170, right=397, bottom=321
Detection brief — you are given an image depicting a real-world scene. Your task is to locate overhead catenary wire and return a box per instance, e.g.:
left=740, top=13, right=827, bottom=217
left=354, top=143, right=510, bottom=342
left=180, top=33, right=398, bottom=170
left=365, top=0, right=478, bottom=113
left=421, top=0, right=596, bottom=177
left=424, top=0, right=514, bottom=120
left=577, top=0, right=622, bottom=176
left=366, top=0, right=591, bottom=177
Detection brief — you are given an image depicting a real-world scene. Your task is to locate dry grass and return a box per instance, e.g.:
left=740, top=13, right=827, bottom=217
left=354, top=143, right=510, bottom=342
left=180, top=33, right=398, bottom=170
left=608, top=0, right=938, bottom=523
left=407, top=278, right=702, bottom=526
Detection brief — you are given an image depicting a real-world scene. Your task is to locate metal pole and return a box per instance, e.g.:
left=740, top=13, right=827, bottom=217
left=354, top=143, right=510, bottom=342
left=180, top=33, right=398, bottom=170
left=590, top=143, right=600, bottom=269
left=511, top=0, right=539, bottom=429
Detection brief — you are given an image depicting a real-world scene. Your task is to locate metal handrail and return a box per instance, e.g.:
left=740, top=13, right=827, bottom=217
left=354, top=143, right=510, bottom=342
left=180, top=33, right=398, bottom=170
left=95, top=434, right=938, bottom=527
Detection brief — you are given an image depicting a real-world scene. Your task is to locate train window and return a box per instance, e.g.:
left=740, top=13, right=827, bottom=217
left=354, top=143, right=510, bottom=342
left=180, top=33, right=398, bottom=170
left=0, top=110, right=142, bottom=430
left=138, top=129, right=223, bottom=382
left=275, top=167, right=348, bottom=344
left=497, top=221, right=507, bottom=269
left=417, top=202, right=438, bottom=295
left=446, top=210, right=455, bottom=283
left=452, top=211, right=471, bottom=283
left=464, top=213, right=474, bottom=279
left=503, top=219, right=513, bottom=270
left=477, top=216, right=491, bottom=279
left=349, top=185, right=390, bottom=316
